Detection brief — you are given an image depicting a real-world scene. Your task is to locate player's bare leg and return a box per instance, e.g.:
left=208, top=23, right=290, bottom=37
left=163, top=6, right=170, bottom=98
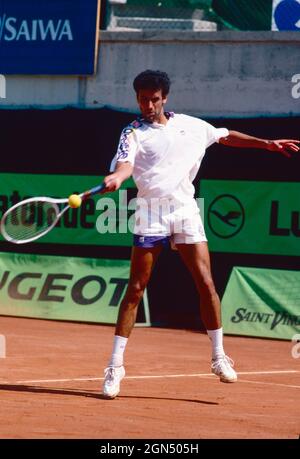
left=176, top=242, right=220, bottom=329
left=176, top=242, right=237, bottom=383
left=116, top=245, right=163, bottom=337
left=103, top=245, right=162, bottom=398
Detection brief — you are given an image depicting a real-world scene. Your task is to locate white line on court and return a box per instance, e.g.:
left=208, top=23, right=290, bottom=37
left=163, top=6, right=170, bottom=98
left=0, top=369, right=298, bottom=385
left=236, top=379, right=300, bottom=389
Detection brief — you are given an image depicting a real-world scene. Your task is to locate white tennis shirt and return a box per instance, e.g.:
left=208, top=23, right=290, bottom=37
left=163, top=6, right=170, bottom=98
left=110, top=112, right=229, bottom=203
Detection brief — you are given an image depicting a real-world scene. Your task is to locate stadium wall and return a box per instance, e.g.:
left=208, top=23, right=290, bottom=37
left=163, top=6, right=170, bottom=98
left=1, top=31, right=300, bottom=117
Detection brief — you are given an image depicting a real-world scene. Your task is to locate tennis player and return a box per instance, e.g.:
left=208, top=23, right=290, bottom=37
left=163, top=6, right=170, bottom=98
left=102, top=70, right=300, bottom=398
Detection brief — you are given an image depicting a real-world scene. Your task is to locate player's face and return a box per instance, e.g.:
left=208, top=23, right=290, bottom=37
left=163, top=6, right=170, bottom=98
left=137, top=88, right=167, bottom=123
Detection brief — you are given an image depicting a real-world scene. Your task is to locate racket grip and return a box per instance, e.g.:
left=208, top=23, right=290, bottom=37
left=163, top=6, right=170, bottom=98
left=82, top=183, right=106, bottom=200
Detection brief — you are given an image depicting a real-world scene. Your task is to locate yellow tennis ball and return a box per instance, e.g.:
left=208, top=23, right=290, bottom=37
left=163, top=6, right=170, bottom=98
left=68, top=194, right=82, bottom=208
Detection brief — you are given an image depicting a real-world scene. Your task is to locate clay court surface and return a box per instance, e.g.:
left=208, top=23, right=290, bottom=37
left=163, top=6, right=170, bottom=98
left=0, top=316, right=299, bottom=439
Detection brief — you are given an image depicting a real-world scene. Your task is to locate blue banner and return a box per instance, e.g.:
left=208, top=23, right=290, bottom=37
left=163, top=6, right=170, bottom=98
left=0, top=0, right=100, bottom=74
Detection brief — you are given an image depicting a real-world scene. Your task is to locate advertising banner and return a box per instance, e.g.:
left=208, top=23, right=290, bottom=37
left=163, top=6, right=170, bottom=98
left=222, top=266, right=300, bottom=339
left=272, top=0, right=300, bottom=31
left=0, top=173, right=136, bottom=247
left=200, top=179, right=300, bottom=256
left=0, top=0, right=101, bottom=74
left=0, top=251, right=150, bottom=325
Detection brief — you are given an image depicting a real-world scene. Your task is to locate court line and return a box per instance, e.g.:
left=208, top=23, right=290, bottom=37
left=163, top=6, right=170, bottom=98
left=0, top=369, right=298, bottom=385
left=237, top=379, right=300, bottom=389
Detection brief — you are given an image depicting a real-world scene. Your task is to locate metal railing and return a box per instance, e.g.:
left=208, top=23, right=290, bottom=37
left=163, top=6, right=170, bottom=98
left=104, top=0, right=220, bottom=31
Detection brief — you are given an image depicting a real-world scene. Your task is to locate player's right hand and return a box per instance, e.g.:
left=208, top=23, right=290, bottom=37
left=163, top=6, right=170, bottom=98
left=102, top=174, right=123, bottom=193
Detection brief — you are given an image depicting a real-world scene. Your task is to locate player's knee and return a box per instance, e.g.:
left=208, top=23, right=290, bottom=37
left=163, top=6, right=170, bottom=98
left=126, top=282, right=146, bottom=304
left=197, top=271, right=217, bottom=296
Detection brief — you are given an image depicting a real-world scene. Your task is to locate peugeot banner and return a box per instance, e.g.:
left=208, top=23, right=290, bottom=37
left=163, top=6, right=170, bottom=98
left=0, top=0, right=101, bottom=74
left=0, top=251, right=150, bottom=325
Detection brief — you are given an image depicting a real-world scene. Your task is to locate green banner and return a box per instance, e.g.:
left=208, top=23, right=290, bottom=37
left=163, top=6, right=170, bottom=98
left=222, top=267, right=300, bottom=340
left=0, top=251, right=150, bottom=325
left=212, top=0, right=273, bottom=30
left=0, top=173, right=136, bottom=246
left=200, top=179, right=300, bottom=256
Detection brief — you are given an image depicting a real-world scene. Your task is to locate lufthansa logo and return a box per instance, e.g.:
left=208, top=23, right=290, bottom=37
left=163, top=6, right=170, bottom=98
left=208, top=194, right=245, bottom=239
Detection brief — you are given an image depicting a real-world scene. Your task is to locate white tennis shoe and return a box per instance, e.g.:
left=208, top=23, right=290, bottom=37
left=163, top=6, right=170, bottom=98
left=211, top=355, right=237, bottom=383
left=103, top=365, right=125, bottom=398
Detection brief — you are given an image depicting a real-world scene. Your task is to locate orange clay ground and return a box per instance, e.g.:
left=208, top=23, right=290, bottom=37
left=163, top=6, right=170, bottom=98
left=0, top=316, right=299, bottom=439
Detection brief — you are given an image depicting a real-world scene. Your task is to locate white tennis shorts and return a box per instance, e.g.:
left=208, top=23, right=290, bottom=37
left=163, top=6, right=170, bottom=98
left=133, top=197, right=207, bottom=244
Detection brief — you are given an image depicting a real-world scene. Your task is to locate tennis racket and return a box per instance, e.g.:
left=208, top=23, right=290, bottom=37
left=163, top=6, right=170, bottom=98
left=0, top=183, right=106, bottom=244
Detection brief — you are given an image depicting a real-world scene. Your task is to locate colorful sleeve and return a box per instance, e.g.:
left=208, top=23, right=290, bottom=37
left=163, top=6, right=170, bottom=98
left=110, top=125, right=139, bottom=172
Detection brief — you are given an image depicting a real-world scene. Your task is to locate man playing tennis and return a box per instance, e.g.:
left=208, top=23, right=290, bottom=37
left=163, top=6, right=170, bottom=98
left=101, top=70, right=300, bottom=398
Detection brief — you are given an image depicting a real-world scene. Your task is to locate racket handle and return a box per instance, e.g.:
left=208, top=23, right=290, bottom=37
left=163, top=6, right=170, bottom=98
left=82, top=183, right=106, bottom=200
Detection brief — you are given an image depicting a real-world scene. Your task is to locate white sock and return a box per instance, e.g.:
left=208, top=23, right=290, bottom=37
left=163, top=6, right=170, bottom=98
left=207, top=327, right=225, bottom=360
left=109, top=335, right=128, bottom=367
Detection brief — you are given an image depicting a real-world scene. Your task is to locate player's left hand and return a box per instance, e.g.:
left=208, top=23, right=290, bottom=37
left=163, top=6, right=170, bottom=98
left=267, top=139, right=300, bottom=158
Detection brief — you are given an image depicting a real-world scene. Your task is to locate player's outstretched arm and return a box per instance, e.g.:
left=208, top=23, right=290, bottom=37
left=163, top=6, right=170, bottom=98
left=219, top=130, right=300, bottom=158
left=103, top=161, right=133, bottom=193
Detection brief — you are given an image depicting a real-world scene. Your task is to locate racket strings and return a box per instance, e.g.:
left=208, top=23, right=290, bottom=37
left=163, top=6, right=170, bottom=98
left=2, top=201, right=59, bottom=242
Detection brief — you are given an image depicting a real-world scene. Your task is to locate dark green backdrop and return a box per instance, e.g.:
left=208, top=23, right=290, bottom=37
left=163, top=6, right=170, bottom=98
left=0, top=107, right=299, bottom=329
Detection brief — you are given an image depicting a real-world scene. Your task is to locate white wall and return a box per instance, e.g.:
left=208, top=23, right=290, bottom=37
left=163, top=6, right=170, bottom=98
left=1, top=31, right=299, bottom=117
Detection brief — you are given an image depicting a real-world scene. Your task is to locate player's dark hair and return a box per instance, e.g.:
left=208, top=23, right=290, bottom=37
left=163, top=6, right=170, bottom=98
left=133, top=70, right=171, bottom=97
